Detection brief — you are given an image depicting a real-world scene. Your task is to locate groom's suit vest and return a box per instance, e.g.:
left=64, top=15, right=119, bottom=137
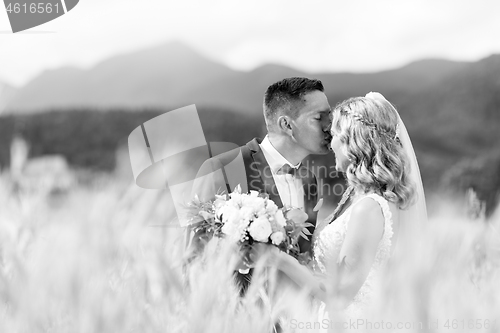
left=192, top=138, right=320, bottom=294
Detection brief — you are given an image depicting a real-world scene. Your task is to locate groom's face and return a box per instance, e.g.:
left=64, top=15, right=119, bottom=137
left=289, top=90, right=332, bottom=155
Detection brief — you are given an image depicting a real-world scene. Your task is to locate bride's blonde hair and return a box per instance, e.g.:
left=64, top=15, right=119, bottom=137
left=332, top=97, right=416, bottom=209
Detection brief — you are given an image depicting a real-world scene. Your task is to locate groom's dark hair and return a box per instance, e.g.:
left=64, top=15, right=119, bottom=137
left=263, top=77, right=324, bottom=131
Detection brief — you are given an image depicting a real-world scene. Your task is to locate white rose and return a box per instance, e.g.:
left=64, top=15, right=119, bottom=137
left=221, top=221, right=237, bottom=239
left=228, top=195, right=242, bottom=208
left=239, top=206, right=255, bottom=221
left=248, top=216, right=272, bottom=242
left=274, top=210, right=287, bottom=228
left=256, top=206, right=267, bottom=218
left=242, top=195, right=265, bottom=213
left=221, top=219, right=248, bottom=243
left=224, top=206, right=242, bottom=223
left=222, top=223, right=246, bottom=242
left=270, top=231, right=284, bottom=245
left=266, top=200, right=278, bottom=215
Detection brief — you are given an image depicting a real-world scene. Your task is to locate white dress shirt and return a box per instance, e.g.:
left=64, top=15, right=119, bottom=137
left=259, top=136, right=304, bottom=209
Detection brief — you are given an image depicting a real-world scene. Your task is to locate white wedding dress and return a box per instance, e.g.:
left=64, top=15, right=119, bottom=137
left=312, top=193, right=395, bottom=318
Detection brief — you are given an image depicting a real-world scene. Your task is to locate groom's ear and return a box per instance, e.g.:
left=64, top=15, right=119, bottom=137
left=277, top=115, right=293, bottom=135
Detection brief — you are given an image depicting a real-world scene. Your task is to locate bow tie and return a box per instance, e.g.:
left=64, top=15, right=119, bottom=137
left=277, top=164, right=307, bottom=178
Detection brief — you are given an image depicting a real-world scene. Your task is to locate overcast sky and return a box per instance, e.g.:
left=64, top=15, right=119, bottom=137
left=1, top=0, right=499, bottom=87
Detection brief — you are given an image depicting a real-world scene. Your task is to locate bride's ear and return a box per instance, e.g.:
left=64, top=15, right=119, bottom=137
left=277, top=115, right=293, bottom=136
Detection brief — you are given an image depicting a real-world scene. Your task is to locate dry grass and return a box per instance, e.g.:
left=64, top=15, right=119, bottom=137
left=1, top=173, right=499, bottom=332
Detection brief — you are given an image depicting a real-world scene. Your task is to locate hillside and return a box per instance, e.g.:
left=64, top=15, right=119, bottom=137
left=393, top=55, right=500, bottom=185
left=5, top=42, right=239, bottom=112
left=0, top=106, right=266, bottom=172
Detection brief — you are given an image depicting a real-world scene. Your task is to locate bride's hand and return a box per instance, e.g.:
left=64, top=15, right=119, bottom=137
left=248, top=242, right=281, bottom=268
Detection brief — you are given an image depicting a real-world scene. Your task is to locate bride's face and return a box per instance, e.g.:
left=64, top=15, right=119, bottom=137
left=330, top=132, right=350, bottom=172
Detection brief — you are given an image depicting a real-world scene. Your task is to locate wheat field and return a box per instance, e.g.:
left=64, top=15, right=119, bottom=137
left=1, top=171, right=499, bottom=333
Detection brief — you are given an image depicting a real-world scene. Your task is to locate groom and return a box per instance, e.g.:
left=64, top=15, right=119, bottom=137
left=188, top=77, right=332, bottom=291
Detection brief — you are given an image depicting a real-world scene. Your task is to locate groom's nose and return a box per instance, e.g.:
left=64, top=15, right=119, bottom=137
left=323, top=117, right=332, bottom=133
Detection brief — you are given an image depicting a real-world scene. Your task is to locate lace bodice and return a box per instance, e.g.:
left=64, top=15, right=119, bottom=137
left=312, top=193, right=394, bottom=313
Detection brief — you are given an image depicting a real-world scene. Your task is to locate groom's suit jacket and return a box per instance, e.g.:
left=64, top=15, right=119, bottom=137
left=190, top=138, right=321, bottom=292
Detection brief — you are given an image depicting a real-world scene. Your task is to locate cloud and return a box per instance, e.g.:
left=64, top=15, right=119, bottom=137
left=1, top=0, right=500, bottom=85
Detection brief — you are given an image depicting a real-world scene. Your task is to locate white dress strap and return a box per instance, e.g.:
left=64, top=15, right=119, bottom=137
left=364, top=193, right=392, bottom=221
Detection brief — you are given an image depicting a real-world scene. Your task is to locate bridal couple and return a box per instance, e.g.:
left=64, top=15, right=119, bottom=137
left=186, top=77, right=427, bottom=317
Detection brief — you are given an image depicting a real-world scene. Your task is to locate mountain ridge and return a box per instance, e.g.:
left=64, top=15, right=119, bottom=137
left=3, top=41, right=480, bottom=114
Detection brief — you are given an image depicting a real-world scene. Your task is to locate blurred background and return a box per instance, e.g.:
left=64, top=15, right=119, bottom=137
left=1, top=1, right=500, bottom=331
left=2, top=0, right=500, bottom=221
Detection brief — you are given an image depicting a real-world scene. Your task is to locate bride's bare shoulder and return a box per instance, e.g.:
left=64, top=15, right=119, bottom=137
left=341, top=196, right=385, bottom=254
left=349, top=196, right=385, bottom=232
left=352, top=195, right=385, bottom=216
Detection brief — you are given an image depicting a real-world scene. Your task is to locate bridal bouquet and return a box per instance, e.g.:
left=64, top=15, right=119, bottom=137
left=187, top=185, right=313, bottom=263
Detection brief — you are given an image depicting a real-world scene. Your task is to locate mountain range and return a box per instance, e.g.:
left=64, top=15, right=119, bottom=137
left=1, top=41, right=472, bottom=114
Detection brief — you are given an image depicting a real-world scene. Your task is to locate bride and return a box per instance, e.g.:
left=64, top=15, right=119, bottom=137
left=260, top=92, right=427, bottom=317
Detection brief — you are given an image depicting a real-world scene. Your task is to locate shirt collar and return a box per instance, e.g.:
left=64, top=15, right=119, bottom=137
left=259, top=135, right=300, bottom=174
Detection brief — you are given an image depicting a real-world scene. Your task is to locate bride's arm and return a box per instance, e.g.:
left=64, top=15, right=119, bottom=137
left=334, top=198, right=384, bottom=306
left=250, top=242, right=328, bottom=301
left=274, top=251, right=329, bottom=302
left=260, top=198, right=384, bottom=306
